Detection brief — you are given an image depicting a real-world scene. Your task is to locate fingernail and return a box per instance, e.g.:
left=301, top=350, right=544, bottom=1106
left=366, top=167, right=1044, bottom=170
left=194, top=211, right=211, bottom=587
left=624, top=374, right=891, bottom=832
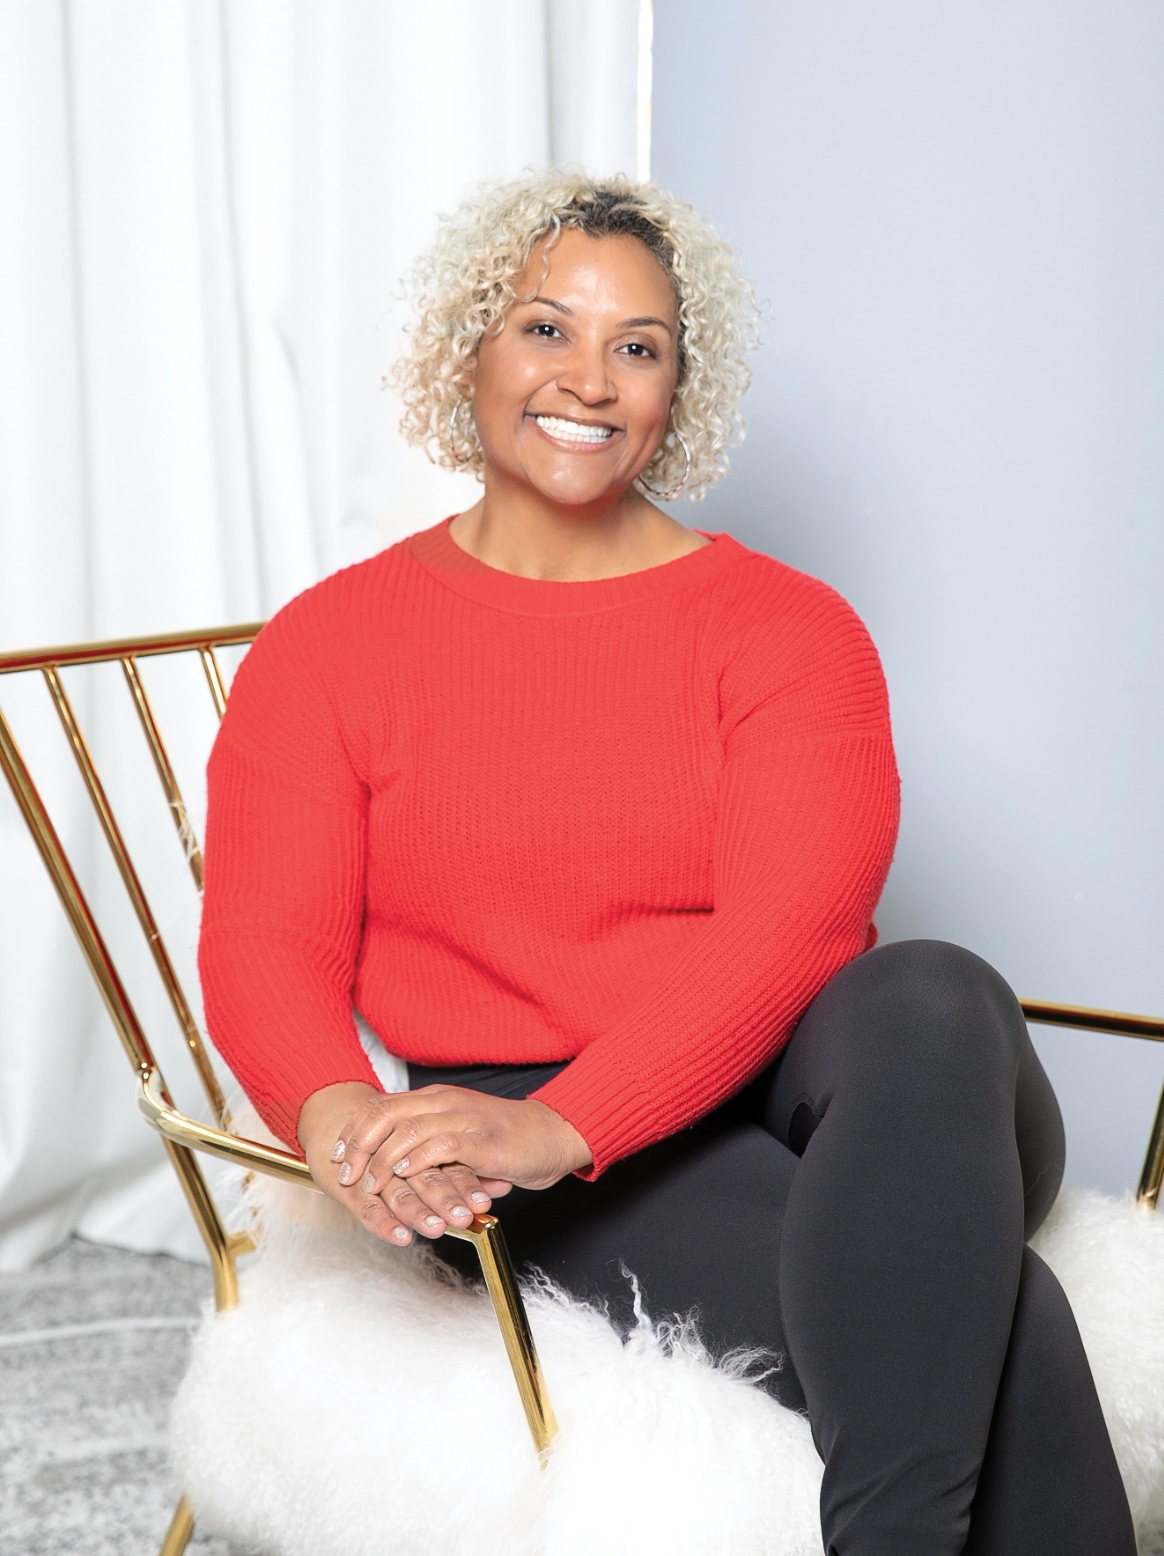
left=393, top=1158, right=410, bottom=1175
left=424, top=1215, right=443, bottom=1227
left=392, top=1227, right=411, bottom=1243
left=329, top=1140, right=345, bottom=1162
left=337, top=1163, right=353, bottom=1185
left=450, top=1205, right=470, bottom=1219
left=360, top=1172, right=375, bottom=1193
left=470, top=1192, right=489, bottom=1204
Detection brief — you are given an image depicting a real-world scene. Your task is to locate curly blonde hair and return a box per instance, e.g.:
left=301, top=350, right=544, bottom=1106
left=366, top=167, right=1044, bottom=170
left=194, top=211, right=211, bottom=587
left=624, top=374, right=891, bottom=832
left=393, top=169, right=759, bottom=502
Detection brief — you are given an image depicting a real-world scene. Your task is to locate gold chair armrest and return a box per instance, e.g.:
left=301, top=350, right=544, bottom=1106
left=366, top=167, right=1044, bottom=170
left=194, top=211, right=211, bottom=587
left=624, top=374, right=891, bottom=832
left=1020, top=999, right=1164, bottom=1042
left=137, top=1066, right=319, bottom=1190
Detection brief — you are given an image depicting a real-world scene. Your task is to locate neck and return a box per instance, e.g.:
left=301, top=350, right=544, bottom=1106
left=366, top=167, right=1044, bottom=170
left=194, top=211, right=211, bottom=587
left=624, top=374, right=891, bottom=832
left=449, top=474, right=706, bottom=582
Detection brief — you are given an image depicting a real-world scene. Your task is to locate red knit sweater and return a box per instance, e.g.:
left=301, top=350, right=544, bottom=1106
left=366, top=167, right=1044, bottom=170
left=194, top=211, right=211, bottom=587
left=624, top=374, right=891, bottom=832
left=198, top=519, right=899, bottom=1176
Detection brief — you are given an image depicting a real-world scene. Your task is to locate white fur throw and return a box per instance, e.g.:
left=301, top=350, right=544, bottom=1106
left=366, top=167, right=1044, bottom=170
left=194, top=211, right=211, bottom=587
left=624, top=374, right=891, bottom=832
left=171, top=1157, right=1164, bottom=1556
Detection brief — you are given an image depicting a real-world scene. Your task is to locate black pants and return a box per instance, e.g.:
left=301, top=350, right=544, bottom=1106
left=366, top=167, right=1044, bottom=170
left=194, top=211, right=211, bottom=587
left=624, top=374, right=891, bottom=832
left=411, top=940, right=1134, bottom=1555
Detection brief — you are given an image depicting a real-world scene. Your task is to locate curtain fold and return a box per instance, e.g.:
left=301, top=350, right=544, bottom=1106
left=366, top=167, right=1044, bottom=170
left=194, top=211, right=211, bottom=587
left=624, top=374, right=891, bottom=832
left=0, top=0, right=640, bottom=1268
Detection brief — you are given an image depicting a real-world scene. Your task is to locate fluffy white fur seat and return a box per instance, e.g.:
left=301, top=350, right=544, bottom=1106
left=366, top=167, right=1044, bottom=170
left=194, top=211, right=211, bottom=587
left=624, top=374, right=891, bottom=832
left=172, top=1156, right=1164, bottom=1556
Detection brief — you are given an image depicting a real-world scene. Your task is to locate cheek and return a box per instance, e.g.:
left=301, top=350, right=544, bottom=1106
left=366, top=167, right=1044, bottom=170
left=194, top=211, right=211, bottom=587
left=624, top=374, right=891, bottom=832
left=475, top=340, right=544, bottom=408
left=624, top=377, right=676, bottom=442
left=474, top=370, right=542, bottom=452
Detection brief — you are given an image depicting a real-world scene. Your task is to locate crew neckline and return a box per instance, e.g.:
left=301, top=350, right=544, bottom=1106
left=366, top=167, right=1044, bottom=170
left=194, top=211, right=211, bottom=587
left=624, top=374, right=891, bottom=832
left=403, top=517, right=751, bottom=617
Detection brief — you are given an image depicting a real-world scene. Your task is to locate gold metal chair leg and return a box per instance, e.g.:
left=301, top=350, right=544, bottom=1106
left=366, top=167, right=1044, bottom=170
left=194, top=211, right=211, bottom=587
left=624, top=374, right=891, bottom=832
left=448, top=1214, right=559, bottom=1457
left=158, top=1494, right=195, bottom=1556
left=1138, top=1078, right=1164, bottom=1210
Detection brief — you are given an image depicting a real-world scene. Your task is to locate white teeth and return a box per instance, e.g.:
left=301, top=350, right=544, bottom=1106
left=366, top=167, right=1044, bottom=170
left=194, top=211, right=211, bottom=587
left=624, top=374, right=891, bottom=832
left=534, top=415, right=615, bottom=444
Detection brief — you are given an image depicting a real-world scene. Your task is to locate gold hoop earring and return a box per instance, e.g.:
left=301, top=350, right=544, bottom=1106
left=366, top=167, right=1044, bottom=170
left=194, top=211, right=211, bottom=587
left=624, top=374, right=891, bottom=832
left=639, top=432, right=690, bottom=502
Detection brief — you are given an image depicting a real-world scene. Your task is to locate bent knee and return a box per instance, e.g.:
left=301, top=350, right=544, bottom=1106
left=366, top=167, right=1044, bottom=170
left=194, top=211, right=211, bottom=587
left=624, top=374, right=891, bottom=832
left=811, top=938, right=1027, bottom=1078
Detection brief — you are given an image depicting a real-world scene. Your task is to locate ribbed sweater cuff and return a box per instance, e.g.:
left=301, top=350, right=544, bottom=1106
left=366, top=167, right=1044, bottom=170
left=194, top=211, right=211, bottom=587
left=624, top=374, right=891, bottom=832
left=245, top=1056, right=383, bottom=1153
left=530, top=1068, right=643, bottom=1180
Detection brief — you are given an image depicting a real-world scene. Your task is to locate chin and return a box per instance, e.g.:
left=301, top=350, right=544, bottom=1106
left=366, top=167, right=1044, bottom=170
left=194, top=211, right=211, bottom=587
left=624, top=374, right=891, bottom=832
left=533, top=469, right=629, bottom=510
left=544, top=489, right=625, bottom=514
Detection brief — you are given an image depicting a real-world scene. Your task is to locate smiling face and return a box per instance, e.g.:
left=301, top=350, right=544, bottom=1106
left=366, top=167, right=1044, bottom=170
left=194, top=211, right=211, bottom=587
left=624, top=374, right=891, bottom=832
left=469, top=228, right=681, bottom=513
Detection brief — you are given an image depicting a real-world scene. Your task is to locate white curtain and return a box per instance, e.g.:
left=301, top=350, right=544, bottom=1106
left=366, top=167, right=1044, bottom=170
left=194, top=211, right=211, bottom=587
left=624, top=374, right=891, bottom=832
left=0, top=0, right=642, bottom=1269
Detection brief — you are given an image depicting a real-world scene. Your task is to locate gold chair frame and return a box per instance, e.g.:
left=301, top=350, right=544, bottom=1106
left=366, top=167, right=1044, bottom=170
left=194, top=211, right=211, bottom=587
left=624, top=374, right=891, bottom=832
left=1, top=622, right=1162, bottom=1555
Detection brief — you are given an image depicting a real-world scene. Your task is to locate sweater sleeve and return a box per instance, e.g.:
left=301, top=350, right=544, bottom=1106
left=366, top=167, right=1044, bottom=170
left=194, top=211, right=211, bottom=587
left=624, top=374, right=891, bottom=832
left=531, top=579, right=900, bottom=1177
left=197, top=595, right=381, bottom=1149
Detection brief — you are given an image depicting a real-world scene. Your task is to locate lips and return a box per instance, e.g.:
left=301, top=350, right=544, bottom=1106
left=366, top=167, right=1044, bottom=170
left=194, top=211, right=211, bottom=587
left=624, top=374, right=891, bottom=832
left=532, top=414, right=617, bottom=445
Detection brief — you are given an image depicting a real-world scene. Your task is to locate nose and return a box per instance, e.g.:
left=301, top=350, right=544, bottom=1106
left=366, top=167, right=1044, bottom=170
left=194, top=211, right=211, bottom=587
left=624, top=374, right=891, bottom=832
left=554, top=336, right=614, bottom=406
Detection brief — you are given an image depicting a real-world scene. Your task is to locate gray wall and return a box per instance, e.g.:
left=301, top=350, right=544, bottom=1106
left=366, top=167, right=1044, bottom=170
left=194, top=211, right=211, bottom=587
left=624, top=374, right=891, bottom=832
left=654, top=0, right=1164, bottom=1194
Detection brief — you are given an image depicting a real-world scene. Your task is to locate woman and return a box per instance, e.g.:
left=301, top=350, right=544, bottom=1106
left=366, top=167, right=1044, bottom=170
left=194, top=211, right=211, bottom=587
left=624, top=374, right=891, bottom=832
left=199, top=171, right=1133, bottom=1555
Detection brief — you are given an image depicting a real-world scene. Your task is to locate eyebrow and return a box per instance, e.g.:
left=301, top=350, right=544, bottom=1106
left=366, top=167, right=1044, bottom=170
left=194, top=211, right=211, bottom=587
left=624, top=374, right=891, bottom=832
left=530, top=296, right=675, bottom=335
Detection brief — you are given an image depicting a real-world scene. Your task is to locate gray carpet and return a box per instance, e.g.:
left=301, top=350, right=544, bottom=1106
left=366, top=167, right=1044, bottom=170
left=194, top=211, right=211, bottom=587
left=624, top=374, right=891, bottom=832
left=0, top=1237, right=234, bottom=1556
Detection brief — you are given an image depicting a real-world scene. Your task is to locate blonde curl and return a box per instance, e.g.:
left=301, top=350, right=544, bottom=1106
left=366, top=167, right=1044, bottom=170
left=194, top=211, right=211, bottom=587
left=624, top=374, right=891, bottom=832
left=393, top=169, right=759, bottom=503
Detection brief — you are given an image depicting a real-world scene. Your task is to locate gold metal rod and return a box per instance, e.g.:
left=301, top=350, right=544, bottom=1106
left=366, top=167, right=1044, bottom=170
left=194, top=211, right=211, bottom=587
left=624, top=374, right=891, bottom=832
left=199, top=649, right=228, bottom=720
left=227, top=1229, right=257, bottom=1260
left=139, top=1067, right=317, bottom=1189
left=0, top=703, right=158, bottom=1077
left=157, top=1494, right=196, bottom=1556
left=121, top=657, right=205, bottom=890
left=0, top=622, right=264, bottom=675
left=162, top=1137, right=240, bottom=1311
left=141, top=1071, right=252, bottom=1311
left=1137, top=1081, right=1164, bottom=1211
left=1021, top=999, right=1164, bottom=1213
left=447, top=1215, right=559, bottom=1457
left=42, top=667, right=228, bottom=1125
left=1021, top=999, right=1164, bottom=1042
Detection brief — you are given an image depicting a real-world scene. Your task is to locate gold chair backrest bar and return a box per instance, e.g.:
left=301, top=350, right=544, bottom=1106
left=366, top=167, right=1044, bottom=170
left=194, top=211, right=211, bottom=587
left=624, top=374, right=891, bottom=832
left=199, top=648, right=229, bottom=720
left=0, top=702, right=157, bottom=1078
left=0, top=698, right=239, bottom=1313
left=0, top=627, right=258, bottom=1122
left=40, top=665, right=228, bottom=1126
left=121, top=656, right=205, bottom=891
left=0, top=621, right=265, bottom=673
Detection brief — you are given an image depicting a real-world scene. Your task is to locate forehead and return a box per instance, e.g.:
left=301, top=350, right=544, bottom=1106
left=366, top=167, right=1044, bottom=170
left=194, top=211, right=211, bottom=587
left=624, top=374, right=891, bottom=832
left=519, top=229, right=677, bottom=318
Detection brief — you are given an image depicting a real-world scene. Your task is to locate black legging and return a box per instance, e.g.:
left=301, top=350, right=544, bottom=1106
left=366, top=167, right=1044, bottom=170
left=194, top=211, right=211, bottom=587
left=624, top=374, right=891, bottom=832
left=411, top=940, right=1134, bottom=1555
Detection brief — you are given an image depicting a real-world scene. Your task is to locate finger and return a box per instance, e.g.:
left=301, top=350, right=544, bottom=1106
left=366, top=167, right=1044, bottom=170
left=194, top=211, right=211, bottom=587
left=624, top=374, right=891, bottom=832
left=305, top=1127, right=419, bottom=1249
left=331, top=1092, right=406, bottom=1169
left=361, top=1152, right=491, bottom=1217
left=382, top=1166, right=482, bottom=1235
left=332, top=1085, right=487, bottom=1170
left=332, top=1084, right=469, bottom=1162
left=334, top=1096, right=424, bottom=1185
left=380, top=1173, right=458, bottom=1238
left=387, top=1125, right=482, bottom=1183
left=442, top=1161, right=494, bottom=1214
left=348, top=1115, right=469, bottom=1189
left=348, top=1187, right=415, bottom=1249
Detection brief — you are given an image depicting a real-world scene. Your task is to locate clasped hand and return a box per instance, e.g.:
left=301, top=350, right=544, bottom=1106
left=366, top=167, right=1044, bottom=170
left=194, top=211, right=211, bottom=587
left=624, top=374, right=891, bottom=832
left=298, top=1081, right=592, bottom=1246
